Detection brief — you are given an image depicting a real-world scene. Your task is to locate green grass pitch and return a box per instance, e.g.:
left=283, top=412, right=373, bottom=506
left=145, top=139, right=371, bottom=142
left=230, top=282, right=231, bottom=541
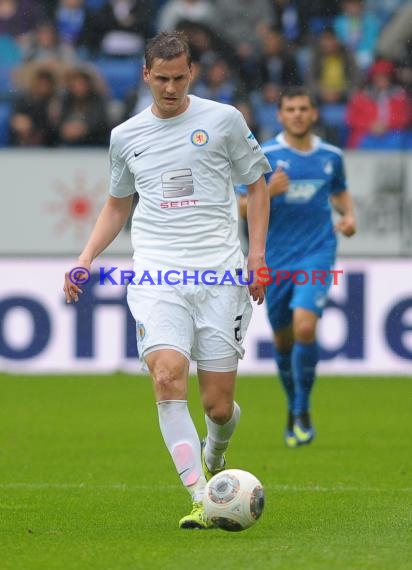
left=0, top=373, right=411, bottom=570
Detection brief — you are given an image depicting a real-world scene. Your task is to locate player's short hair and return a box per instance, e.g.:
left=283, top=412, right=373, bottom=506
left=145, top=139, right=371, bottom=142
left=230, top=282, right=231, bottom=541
left=145, top=31, right=191, bottom=70
left=279, top=87, right=317, bottom=108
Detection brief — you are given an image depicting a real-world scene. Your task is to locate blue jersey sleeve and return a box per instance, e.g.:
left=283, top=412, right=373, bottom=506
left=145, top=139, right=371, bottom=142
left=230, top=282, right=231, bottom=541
left=330, top=153, right=347, bottom=194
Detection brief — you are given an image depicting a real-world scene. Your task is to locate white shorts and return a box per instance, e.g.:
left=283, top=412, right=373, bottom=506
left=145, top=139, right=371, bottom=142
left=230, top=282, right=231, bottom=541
left=127, top=282, right=252, bottom=364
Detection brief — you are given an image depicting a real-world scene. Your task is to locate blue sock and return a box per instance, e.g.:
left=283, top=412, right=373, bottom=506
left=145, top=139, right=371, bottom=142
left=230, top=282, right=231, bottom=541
left=291, top=341, right=319, bottom=416
left=274, top=350, right=294, bottom=412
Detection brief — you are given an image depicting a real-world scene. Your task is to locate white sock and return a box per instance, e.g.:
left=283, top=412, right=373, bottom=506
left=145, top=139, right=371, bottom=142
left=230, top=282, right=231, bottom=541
left=204, top=401, right=241, bottom=471
left=157, top=400, right=206, bottom=502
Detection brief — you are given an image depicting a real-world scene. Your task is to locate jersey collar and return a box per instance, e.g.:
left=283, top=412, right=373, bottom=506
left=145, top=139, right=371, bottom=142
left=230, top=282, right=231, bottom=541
left=276, top=132, right=321, bottom=155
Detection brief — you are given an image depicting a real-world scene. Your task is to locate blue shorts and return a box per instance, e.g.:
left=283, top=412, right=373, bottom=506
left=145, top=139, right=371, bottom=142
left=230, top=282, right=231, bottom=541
left=265, top=253, right=336, bottom=331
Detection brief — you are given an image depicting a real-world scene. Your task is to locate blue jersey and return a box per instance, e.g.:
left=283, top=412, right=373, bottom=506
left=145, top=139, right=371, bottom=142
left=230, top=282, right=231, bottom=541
left=262, top=133, right=347, bottom=266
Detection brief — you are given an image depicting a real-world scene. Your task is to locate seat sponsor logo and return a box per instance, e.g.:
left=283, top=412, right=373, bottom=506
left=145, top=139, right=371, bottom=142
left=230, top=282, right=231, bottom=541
left=162, top=168, right=194, bottom=198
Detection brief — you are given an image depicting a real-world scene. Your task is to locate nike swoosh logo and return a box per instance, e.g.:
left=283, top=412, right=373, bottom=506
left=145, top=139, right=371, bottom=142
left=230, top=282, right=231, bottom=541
left=134, top=148, right=149, bottom=157
left=178, top=467, right=191, bottom=477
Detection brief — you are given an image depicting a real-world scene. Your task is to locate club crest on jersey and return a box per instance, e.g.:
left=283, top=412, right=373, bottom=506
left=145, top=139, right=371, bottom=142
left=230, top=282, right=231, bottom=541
left=136, top=321, right=146, bottom=340
left=324, top=160, right=333, bottom=175
left=191, top=129, right=209, bottom=146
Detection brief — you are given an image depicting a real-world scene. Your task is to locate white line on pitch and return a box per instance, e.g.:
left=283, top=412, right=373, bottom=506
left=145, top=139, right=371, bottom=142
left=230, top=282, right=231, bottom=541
left=0, top=483, right=410, bottom=493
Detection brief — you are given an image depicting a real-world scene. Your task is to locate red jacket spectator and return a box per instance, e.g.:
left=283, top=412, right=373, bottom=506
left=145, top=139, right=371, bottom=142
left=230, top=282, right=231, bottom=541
left=346, top=60, right=411, bottom=148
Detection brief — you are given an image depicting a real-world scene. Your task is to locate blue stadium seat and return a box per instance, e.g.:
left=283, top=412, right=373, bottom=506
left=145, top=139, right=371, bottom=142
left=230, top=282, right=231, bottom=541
left=0, top=63, right=17, bottom=101
left=94, top=57, right=140, bottom=101
left=0, top=102, right=11, bottom=146
left=358, top=131, right=405, bottom=151
left=85, top=0, right=107, bottom=10
left=402, top=131, right=412, bottom=150
left=252, top=101, right=282, bottom=143
left=320, top=103, right=349, bottom=147
left=320, top=103, right=347, bottom=127
left=308, top=16, right=333, bottom=35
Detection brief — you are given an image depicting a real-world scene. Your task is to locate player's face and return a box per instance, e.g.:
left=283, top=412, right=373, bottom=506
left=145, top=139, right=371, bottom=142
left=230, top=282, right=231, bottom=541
left=144, top=54, right=192, bottom=119
left=278, top=96, right=318, bottom=138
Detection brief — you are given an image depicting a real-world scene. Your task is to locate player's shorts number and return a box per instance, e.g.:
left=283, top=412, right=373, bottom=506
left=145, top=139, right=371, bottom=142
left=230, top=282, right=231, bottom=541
left=234, top=315, right=242, bottom=342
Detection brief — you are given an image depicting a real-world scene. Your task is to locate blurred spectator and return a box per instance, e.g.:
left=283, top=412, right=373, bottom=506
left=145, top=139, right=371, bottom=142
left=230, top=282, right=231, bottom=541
left=365, top=0, right=409, bottom=27
left=3, top=0, right=412, bottom=151
left=250, top=82, right=282, bottom=142
left=376, top=3, right=412, bottom=63
left=42, top=0, right=60, bottom=19
left=9, top=63, right=59, bottom=146
left=346, top=59, right=411, bottom=148
left=23, top=20, right=78, bottom=64
left=81, top=0, right=154, bottom=58
left=235, top=99, right=260, bottom=136
left=122, top=81, right=153, bottom=119
left=271, top=0, right=306, bottom=45
left=175, top=20, right=238, bottom=69
left=297, top=0, right=342, bottom=36
left=396, top=54, right=412, bottom=97
left=213, top=0, right=274, bottom=80
left=214, top=0, right=274, bottom=50
left=157, top=0, right=216, bottom=33
left=333, top=0, right=381, bottom=70
left=55, top=0, right=86, bottom=48
left=256, top=28, right=301, bottom=89
left=307, top=28, right=359, bottom=104
left=55, top=65, right=110, bottom=145
left=0, top=0, right=46, bottom=50
left=193, top=57, right=243, bottom=105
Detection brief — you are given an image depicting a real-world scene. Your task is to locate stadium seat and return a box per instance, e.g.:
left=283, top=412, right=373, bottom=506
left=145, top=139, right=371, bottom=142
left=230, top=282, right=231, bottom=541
left=358, top=131, right=406, bottom=151
left=0, top=102, right=11, bottom=146
left=320, top=103, right=347, bottom=127
left=320, top=103, right=349, bottom=147
left=94, top=57, right=141, bottom=101
left=250, top=91, right=282, bottom=142
left=401, top=131, right=412, bottom=150
left=85, top=0, right=107, bottom=9
left=0, top=64, right=17, bottom=101
left=308, top=16, right=333, bottom=35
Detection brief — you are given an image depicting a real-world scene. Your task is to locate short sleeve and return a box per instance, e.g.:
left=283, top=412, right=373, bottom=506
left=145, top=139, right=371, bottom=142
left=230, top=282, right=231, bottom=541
left=109, top=130, right=136, bottom=198
left=227, top=110, right=272, bottom=186
left=330, top=153, right=347, bottom=194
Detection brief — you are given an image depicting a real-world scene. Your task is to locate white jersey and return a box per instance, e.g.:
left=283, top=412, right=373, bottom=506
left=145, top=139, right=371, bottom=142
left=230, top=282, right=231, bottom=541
left=109, top=95, right=271, bottom=275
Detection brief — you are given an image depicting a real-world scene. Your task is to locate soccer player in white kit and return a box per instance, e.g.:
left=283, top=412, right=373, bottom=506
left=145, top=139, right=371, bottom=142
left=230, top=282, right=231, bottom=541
left=63, top=31, right=271, bottom=529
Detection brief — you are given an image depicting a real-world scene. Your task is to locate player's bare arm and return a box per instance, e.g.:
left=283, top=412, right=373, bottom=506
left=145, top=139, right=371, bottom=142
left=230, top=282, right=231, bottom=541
left=63, top=195, right=134, bottom=303
left=238, top=194, right=247, bottom=220
left=246, top=175, right=270, bottom=305
left=331, top=190, right=357, bottom=237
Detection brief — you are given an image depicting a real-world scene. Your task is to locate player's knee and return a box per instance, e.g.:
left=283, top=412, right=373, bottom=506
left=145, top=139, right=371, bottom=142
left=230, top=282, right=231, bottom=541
left=152, top=364, right=186, bottom=398
left=205, top=402, right=232, bottom=425
left=274, top=337, right=293, bottom=353
left=294, top=322, right=316, bottom=343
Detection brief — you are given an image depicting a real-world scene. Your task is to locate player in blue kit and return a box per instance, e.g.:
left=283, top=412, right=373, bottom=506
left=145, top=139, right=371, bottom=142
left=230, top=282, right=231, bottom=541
left=239, top=87, right=356, bottom=447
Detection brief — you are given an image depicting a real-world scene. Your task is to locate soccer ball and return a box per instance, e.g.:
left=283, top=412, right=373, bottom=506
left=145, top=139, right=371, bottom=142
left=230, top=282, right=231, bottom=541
left=203, top=469, right=264, bottom=531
